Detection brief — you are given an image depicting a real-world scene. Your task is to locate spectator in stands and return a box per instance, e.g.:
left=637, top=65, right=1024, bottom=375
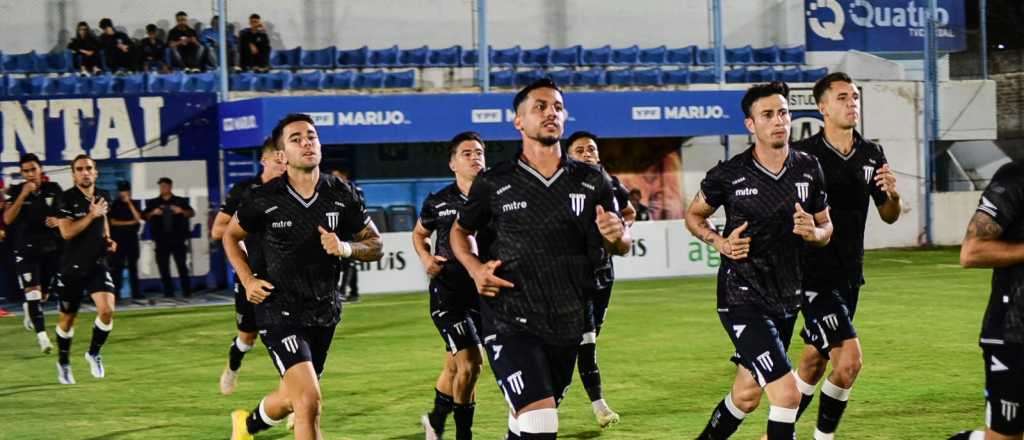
left=331, top=169, right=363, bottom=302
left=238, top=13, right=270, bottom=72
left=630, top=188, right=651, bottom=221
left=67, top=21, right=101, bottom=75
left=140, top=24, right=169, bottom=72
left=97, top=18, right=137, bottom=73
left=109, top=181, right=144, bottom=303
left=168, top=11, right=204, bottom=72
left=199, top=15, right=238, bottom=71
left=144, top=177, right=195, bottom=299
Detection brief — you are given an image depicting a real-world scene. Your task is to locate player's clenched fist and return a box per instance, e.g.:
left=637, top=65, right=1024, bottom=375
left=318, top=225, right=352, bottom=257
left=242, top=275, right=274, bottom=304
left=595, top=205, right=623, bottom=243
left=792, top=203, right=818, bottom=241
left=716, top=221, right=751, bottom=261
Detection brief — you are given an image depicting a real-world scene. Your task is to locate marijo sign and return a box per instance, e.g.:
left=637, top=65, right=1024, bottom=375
left=805, top=0, right=966, bottom=52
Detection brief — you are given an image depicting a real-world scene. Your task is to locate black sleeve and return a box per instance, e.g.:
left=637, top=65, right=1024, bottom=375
left=177, top=196, right=194, bottom=212
left=977, top=163, right=1024, bottom=232
left=597, top=170, right=620, bottom=214
left=700, top=163, right=730, bottom=209
left=235, top=194, right=263, bottom=234
left=611, top=176, right=630, bottom=210
left=869, top=145, right=890, bottom=207
left=457, top=175, right=493, bottom=232
left=56, top=192, right=75, bottom=220
left=143, top=198, right=159, bottom=215
left=6, top=184, right=18, bottom=203
left=340, top=188, right=372, bottom=240
left=419, top=195, right=438, bottom=231
left=808, top=159, right=830, bottom=215
left=221, top=183, right=247, bottom=216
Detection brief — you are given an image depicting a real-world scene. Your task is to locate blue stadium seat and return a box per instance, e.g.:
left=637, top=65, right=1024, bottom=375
left=6, top=76, right=33, bottom=95
left=361, top=182, right=414, bottom=207
left=299, top=46, right=336, bottom=69
left=230, top=72, right=257, bottom=91
left=368, top=45, right=400, bottom=68
left=254, top=71, right=292, bottom=91
left=293, top=70, right=325, bottom=90
left=639, top=45, right=667, bottom=65
left=610, top=45, right=640, bottom=65
left=634, top=67, right=662, bottom=86
left=489, top=69, right=515, bottom=87
left=521, top=46, right=551, bottom=67
left=748, top=68, right=777, bottom=82
left=690, top=68, right=716, bottom=84
left=802, top=67, right=829, bottom=82
left=581, top=45, right=611, bottom=65
left=3, top=51, right=39, bottom=74
left=87, top=74, right=115, bottom=95
left=662, top=68, right=690, bottom=85
left=148, top=71, right=187, bottom=93
left=184, top=72, right=217, bottom=93
left=269, top=47, right=301, bottom=69
left=38, top=51, right=72, bottom=73
left=546, top=69, right=573, bottom=87
left=426, top=45, right=461, bottom=67
left=726, top=45, right=753, bottom=64
left=606, top=69, right=633, bottom=86
left=386, top=205, right=417, bottom=232
left=550, top=45, right=581, bottom=67
left=515, top=69, right=545, bottom=87
left=725, top=67, right=748, bottom=83
left=337, top=46, right=369, bottom=69
left=399, top=46, right=429, bottom=67
left=697, top=47, right=716, bottom=65
left=384, top=70, right=415, bottom=88
left=779, top=67, right=802, bottom=82
left=665, top=45, right=696, bottom=65
left=753, top=45, right=780, bottom=64
left=492, top=46, right=522, bottom=67
left=55, top=75, right=83, bottom=95
left=325, top=70, right=355, bottom=89
left=780, top=45, right=806, bottom=64
left=460, top=49, right=478, bottom=66
left=114, top=74, right=146, bottom=94
left=572, top=68, right=605, bottom=87
left=354, top=70, right=385, bottom=89
left=365, top=206, right=389, bottom=233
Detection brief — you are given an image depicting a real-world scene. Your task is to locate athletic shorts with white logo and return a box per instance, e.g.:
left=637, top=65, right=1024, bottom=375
left=720, top=310, right=797, bottom=387
left=232, top=280, right=258, bottom=333
left=53, top=268, right=115, bottom=314
left=260, top=324, right=337, bottom=378
left=14, top=250, right=59, bottom=293
left=799, top=283, right=858, bottom=359
left=432, top=307, right=482, bottom=354
left=983, top=343, right=1024, bottom=435
left=483, top=332, right=578, bottom=412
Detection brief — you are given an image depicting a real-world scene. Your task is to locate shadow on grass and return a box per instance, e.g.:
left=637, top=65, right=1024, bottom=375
left=79, top=424, right=175, bottom=440
left=562, top=430, right=604, bottom=439
left=380, top=434, right=425, bottom=440
left=0, top=383, right=65, bottom=397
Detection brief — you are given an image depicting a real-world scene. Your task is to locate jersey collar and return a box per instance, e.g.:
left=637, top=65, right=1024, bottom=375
left=748, top=147, right=793, bottom=181
left=282, top=173, right=322, bottom=208
left=820, top=130, right=865, bottom=161
left=516, top=152, right=568, bottom=188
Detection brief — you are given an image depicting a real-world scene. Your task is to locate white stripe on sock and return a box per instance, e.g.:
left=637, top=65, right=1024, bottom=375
left=507, top=411, right=520, bottom=436
left=821, top=378, right=851, bottom=402
left=580, top=331, right=597, bottom=345
left=723, top=393, right=747, bottom=420
left=56, top=326, right=74, bottom=339
left=517, top=408, right=558, bottom=433
left=768, top=406, right=798, bottom=423
left=94, top=317, right=113, bottom=332
left=235, top=337, right=253, bottom=352
left=813, top=428, right=835, bottom=440
left=258, top=399, right=284, bottom=426
left=793, top=370, right=816, bottom=396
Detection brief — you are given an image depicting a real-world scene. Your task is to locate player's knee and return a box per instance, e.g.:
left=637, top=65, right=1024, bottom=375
left=239, top=332, right=257, bottom=346
left=731, top=387, right=761, bottom=413
left=455, top=357, right=482, bottom=381
left=770, top=386, right=802, bottom=408
left=292, top=387, right=322, bottom=416
left=97, top=308, right=114, bottom=324
left=835, top=354, right=862, bottom=386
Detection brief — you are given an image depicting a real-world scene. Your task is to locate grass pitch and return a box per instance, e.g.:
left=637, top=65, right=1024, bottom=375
left=0, top=248, right=992, bottom=439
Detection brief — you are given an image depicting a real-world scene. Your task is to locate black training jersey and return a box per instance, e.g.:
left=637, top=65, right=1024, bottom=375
left=975, top=161, right=1024, bottom=345
left=56, top=186, right=112, bottom=274
left=457, top=155, right=619, bottom=345
left=793, top=131, right=888, bottom=286
left=5, top=181, right=63, bottom=255
left=701, top=147, right=829, bottom=316
left=221, top=176, right=264, bottom=217
left=237, top=173, right=372, bottom=327
left=420, top=183, right=469, bottom=262
left=592, top=174, right=631, bottom=286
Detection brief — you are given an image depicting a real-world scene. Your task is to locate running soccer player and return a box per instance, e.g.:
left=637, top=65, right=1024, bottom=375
left=565, top=130, right=636, bottom=428
left=950, top=160, right=1024, bottom=440
left=415, top=131, right=487, bottom=440
left=3, top=153, right=61, bottom=353
left=52, top=154, right=118, bottom=384
left=788, top=72, right=901, bottom=438
left=451, top=78, right=631, bottom=440
left=225, top=113, right=383, bottom=440
left=685, top=82, right=833, bottom=439
left=212, top=138, right=287, bottom=395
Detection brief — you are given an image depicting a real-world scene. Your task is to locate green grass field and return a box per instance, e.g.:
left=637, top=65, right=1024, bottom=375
left=0, top=248, right=995, bottom=439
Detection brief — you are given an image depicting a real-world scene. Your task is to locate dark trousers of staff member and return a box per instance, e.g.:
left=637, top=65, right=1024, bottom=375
left=155, top=241, right=191, bottom=298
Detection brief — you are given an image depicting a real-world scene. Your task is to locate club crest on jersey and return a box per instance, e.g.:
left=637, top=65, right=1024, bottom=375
left=795, top=182, right=809, bottom=202
left=326, top=212, right=339, bottom=230
left=569, top=193, right=586, bottom=216
left=863, top=166, right=875, bottom=183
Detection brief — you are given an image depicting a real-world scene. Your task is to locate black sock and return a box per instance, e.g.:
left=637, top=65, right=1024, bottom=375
left=697, top=396, right=745, bottom=439
left=453, top=402, right=475, bottom=440
left=245, top=403, right=275, bottom=434
left=796, top=392, right=815, bottom=421
left=88, top=323, right=111, bottom=356
left=506, top=431, right=521, bottom=440
left=947, top=431, right=982, bottom=440
left=428, top=388, right=454, bottom=433
left=228, top=337, right=248, bottom=371
left=27, top=300, right=45, bottom=332
left=520, top=433, right=555, bottom=440
left=817, top=382, right=850, bottom=434
left=577, top=342, right=603, bottom=402
left=766, top=420, right=795, bottom=440
left=56, top=331, right=72, bottom=365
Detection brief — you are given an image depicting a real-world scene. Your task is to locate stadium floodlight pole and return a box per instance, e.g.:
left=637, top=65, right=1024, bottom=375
left=980, top=0, right=988, bottom=79
left=216, top=0, right=229, bottom=102
left=476, top=0, right=490, bottom=92
left=712, top=0, right=725, bottom=84
left=923, top=0, right=939, bottom=246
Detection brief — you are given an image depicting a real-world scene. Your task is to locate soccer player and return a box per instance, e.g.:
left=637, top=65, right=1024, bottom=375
left=415, top=131, right=488, bottom=440
left=685, top=82, right=833, bottom=439
left=224, top=114, right=383, bottom=440
left=950, top=160, right=1024, bottom=440
left=3, top=153, right=62, bottom=354
left=451, top=78, right=631, bottom=440
left=565, top=130, right=636, bottom=428
left=211, top=138, right=287, bottom=395
left=52, top=154, right=118, bottom=384
left=788, top=72, right=901, bottom=438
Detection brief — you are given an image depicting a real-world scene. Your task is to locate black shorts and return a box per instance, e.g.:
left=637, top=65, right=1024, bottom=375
left=232, top=280, right=258, bottom=333
left=53, top=268, right=115, bottom=314
left=483, top=332, right=578, bottom=412
left=799, top=284, right=859, bottom=358
left=982, top=343, right=1024, bottom=435
left=14, top=249, right=60, bottom=293
left=432, top=307, right=483, bottom=354
left=584, top=282, right=614, bottom=337
left=260, top=324, right=337, bottom=378
left=720, top=310, right=798, bottom=387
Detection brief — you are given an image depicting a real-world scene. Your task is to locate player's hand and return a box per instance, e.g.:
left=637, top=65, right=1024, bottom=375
left=44, top=216, right=59, bottom=228
left=595, top=205, right=624, bottom=243
left=150, top=207, right=164, bottom=217
left=170, top=205, right=184, bottom=215
left=873, top=164, right=898, bottom=198
left=242, top=276, right=274, bottom=304
left=0, top=229, right=6, bottom=242
left=422, top=255, right=447, bottom=278
left=317, top=226, right=349, bottom=257
left=88, top=198, right=109, bottom=219
left=105, top=236, right=117, bottom=253
left=19, top=181, right=37, bottom=198
left=249, top=43, right=258, bottom=55
left=792, top=203, right=817, bottom=242
left=716, top=221, right=750, bottom=260
left=471, top=260, right=514, bottom=297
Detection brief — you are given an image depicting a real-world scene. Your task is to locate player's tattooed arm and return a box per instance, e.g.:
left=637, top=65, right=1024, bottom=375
left=685, top=192, right=723, bottom=245
left=960, top=211, right=1024, bottom=268
left=348, top=223, right=384, bottom=262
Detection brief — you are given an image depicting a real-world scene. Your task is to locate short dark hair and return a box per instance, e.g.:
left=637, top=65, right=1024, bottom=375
left=98, top=18, right=113, bottom=29
left=629, top=188, right=642, bottom=198
left=157, top=177, right=173, bottom=185
left=76, top=21, right=89, bottom=30
left=565, top=131, right=598, bottom=148
left=447, top=131, right=485, bottom=158
left=145, top=23, right=157, bottom=33
left=812, top=72, right=855, bottom=104
left=271, top=113, right=316, bottom=150
left=250, top=13, right=261, bottom=20
left=260, top=136, right=277, bottom=157
left=741, top=81, right=790, bottom=119
left=70, top=154, right=94, bottom=169
left=175, top=11, right=188, bottom=18
left=19, top=153, right=41, bottom=167
left=512, top=77, right=562, bottom=113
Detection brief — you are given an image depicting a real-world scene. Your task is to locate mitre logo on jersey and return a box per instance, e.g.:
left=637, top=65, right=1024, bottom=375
left=502, top=200, right=527, bottom=213
left=863, top=165, right=875, bottom=183
left=438, top=208, right=458, bottom=217
left=796, top=182, right=810, bottom=202
left=735, top=187, right=758, bottom=197
left=271, top=220, right=293, bottom=229
left=326, top=212, right=339, bottom=230
left=569, top=193, right=586, bottom=216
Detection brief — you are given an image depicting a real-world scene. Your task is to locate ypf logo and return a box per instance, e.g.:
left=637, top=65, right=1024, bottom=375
left=807, top=0, right=845, bottom=41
